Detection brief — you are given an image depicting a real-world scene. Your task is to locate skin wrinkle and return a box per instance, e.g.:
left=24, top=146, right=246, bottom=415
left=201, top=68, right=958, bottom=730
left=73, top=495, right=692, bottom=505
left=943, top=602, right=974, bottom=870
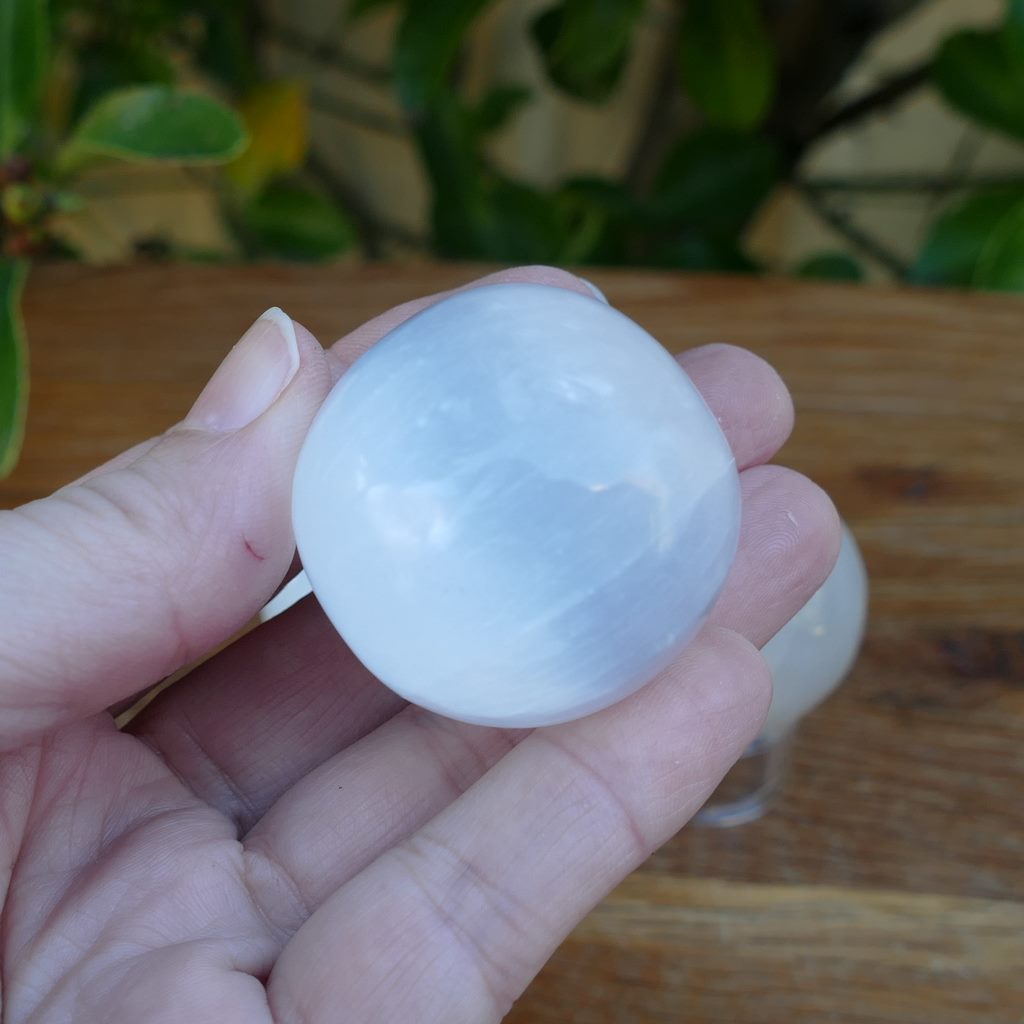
left=386, top=833, right=531, bottom=1021
left=3, top=480, right=193, bottom=720
left=531, top=732, right=653, bottom=860
left=133, top=627, right=386, bottom=831
left=239, top=841, right=313, bottom=946
left=0, top=742, right=43, bottom=1016
left=6, top=728, right=221, bottom=993
left=143, top=711, right=259, bottom=835
left=239, top=711, right=526, bottom=921
left=404, top=708, right=526, bottom=802
left=238, top=843, right=313, bottom=954
left=12, top=731, right=107, bottom=963
left=17, top=857, right=150, bottom=1022
left=10, top=801, right=278, bottom=1022
left=277, top=630, right=774, bottom=1023
left=16, top=803, right=176, bottom=973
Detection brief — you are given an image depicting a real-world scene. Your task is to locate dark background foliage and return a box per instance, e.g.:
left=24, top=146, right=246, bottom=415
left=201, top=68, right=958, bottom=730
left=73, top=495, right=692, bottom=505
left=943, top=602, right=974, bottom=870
left=2, top=0, right=1023, bottom=472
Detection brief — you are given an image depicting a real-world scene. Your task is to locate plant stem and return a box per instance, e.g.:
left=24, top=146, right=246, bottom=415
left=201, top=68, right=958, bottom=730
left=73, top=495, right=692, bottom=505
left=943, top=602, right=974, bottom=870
left=265, top=20, right=391, bottom=85
left=309, top=89, right=406, bottom=136
left=624, top=5, right=684, bottom=197
left=801, top=174, right=1024, bottom=194
left=796, top=183, right=911, bottom=279
left=306, top=150, right=427, bottom=258
left=923, top=126, right=982, bottom=219
left=802, top=62, right=932, bottom=146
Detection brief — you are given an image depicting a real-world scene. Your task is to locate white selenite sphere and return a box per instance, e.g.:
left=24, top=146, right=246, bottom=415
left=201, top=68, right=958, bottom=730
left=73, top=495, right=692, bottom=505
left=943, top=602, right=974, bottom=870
left=292, top=284, right=741, bottom=727
left=758, top=522, right=869, bottom=742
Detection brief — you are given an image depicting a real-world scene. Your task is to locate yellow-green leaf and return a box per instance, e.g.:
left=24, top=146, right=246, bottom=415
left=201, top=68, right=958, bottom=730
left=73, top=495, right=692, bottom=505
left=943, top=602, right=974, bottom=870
left=224, top=81, right=309, bottom=197
left=0, top=259, right=29, bottom=478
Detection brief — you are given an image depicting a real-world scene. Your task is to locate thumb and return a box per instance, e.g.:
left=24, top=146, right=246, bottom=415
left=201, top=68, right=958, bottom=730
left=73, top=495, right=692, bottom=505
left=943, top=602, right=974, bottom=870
left=0, top=308, right=331, bottom=750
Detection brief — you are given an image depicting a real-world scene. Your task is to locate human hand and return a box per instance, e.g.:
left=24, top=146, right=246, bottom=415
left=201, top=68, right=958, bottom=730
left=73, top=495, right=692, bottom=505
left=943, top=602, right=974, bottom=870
left=0, top=266, right=838, bottom=1023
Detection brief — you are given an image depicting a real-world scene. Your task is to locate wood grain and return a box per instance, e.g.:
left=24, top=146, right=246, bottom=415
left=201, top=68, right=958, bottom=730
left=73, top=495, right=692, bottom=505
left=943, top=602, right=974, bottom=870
left=509, top=875, right=1024, bottom=1024
left=4, top=263, right=1024, bottom=1021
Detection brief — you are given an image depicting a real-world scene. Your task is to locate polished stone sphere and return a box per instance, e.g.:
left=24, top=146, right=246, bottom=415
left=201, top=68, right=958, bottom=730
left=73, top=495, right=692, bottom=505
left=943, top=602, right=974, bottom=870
left=759, top=522, right=869, bottom=741
left=292, top=284, right=741, bottom=726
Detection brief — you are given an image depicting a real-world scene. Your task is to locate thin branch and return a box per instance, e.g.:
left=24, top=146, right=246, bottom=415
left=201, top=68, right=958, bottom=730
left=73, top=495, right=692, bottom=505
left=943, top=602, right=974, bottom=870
left=625, top=6, right=684, bottom=198
left=796, top=182, right=911, bottom=279
left=309, top=89, right=406, bottom=136
left=802, top=61, right=932, bottom=146
left=306, top=149, right=427, bottom=258
left=923, top=125, right=982, bottom=219
left=801, top=174, right=1024, bottom=194
left=74, top=178, right=206, bottom=199
left=265, top=20, right=391, bottom=85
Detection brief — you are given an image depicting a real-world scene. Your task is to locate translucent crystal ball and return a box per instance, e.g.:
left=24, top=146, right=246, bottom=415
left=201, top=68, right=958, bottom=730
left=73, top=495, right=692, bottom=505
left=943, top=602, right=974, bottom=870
left=759, top=522, right=869, bottom=741
left=292, top=284, right=741, bottom=727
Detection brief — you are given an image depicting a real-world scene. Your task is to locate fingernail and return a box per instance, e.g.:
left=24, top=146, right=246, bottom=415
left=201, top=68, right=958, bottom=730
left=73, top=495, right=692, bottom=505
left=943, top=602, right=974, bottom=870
left=186, top=308, right=300, bottom=432
left=578, top=277, right=609, bottom=304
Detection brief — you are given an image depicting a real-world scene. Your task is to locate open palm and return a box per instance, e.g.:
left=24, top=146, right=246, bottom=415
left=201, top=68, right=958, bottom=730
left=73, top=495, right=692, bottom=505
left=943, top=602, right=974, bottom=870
left=0, top=268, right=837, bottom=1023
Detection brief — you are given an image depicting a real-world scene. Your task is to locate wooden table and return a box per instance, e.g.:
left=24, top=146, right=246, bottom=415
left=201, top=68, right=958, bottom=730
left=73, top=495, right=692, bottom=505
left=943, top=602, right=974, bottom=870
left=6, top=264, right=1024, bottom=1022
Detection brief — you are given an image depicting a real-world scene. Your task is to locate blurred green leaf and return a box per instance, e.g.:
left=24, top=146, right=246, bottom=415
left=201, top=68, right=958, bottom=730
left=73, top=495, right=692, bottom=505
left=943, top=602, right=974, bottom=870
left=650, top=130, right=780, bottom=235
left=349, top=0, right=399, bottom=18
left=0, top=259, right=29, bottom=478
left=194, top=0, right=261, bottom=93
left=531, top=0, right=644, bottom=103
left=478, top=179, right=565, bottom=260
left=0, top=0, right=50, bottom=156
left=394, top=0, right=492, bottom=113
left=653, top=230, right=758, bottom=273
left=241, top=181, right=356, bottom=261
left=555, top=177, right=637, bottom=263
left=796, top=251, right=865, bottom=282
left=226, top=81, right=309, bottom=197
left=472, top=83, right=532, bottom=135
left=54, top=0, right=180, bottom=35
left=678, top=0, right=776, bottom=131
left=415, top=93, right=595, bottom=262
left=70, top=41, right=174, bottom=125
left=41, top=43, right=77, bottom=138
left=56, top=0, right=179, bottom=121
left=559, top=176, right=638, bottom=219
left=418, top=86, right=596, bottom=262
left=974, top=198, right=1024, bottom=291
left=914, top=188, right=1024, bottom=286
left=413, top=95, right=488, bottom=256
left=58, top=86, right=248, bottom=174
left=934, top=0, right=1024, bottom=141
left=646, top=132, right=774, bottom=271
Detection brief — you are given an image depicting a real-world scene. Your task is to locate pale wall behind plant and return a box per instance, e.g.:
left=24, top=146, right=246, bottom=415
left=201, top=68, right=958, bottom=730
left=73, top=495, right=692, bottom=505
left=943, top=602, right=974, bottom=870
left=70, top=0, right=1024, bottom=275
